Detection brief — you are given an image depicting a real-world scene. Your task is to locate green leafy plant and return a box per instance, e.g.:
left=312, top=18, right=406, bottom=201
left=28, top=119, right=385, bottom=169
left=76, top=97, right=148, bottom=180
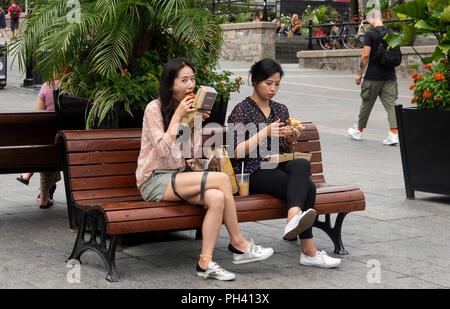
left=385, top=0, right=449, bottom=109
left=9, top=0, right=226, bottom=128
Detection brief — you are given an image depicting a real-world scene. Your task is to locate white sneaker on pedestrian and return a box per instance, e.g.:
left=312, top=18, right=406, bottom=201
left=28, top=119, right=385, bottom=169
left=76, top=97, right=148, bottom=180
left=347, top=127, right=363, bottom=141
left=197, top=262, right=236, bottom=281
left=300, top=250, right=341, bottom=268
left=230, top=238, right=274, bottom=264
left=283, top=209, right=317, bottom=241
left=383, top=132, right=398, bottom=146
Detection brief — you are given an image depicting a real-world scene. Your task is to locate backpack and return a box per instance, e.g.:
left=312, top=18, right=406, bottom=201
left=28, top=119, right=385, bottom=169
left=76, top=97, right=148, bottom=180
left=372, top=27, right=402, bottom=69
left=11, top=7, right=19, bottom=21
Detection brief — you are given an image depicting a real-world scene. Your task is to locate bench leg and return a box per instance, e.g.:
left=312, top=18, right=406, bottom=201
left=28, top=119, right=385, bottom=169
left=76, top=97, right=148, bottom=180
left=67, top=210, right=120, bottom=282
left=313, top=213, right=349, bottom=255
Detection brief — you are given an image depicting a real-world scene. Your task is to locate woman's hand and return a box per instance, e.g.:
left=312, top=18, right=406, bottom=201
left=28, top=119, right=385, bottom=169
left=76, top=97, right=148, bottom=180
left=202, top=110, right=211, bottom=122
left=261, top=119, right=287, bottom=138
left=174, top=96, right=197, bottom=120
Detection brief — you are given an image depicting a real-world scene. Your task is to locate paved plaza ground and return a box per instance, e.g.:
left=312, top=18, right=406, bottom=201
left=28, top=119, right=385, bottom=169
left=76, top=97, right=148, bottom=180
left=0, top=50, right=449, bottom=290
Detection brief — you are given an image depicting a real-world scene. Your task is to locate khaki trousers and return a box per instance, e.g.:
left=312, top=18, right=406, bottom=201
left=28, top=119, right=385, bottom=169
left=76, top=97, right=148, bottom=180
left=358, top=79, right=398, bottom=129
left=40, top=172, right=61, bottom=197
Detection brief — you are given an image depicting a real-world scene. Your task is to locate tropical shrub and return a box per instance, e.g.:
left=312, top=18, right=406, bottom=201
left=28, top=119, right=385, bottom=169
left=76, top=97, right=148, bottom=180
left=9, top=0, right=237, bottom=128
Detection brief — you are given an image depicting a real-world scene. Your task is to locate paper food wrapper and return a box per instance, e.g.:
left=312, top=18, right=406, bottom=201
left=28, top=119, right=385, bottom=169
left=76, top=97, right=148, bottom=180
left=180, top=86, right=218, bottom=127
left=265, top=152, right=312, bottom=163
left=180, top=110, right=203, bottom=127
left=192, top=86, right=217, bottom=110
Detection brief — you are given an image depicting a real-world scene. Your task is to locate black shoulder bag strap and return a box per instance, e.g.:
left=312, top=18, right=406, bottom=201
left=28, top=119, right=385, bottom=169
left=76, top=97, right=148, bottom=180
left=171, top=170, right=210, bottom=205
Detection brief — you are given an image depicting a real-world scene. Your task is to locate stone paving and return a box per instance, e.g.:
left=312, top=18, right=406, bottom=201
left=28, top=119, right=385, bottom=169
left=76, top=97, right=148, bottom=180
left=0, top=47, right=449, bottom=289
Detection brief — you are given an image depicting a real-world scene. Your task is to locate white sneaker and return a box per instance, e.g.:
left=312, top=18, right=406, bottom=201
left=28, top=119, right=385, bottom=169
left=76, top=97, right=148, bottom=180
left=300, top=250, right=341, bottom=268
left=347, top=126, right=363, bottom=141
left=230, top=238, right=274, bottom=264
left=283, top=209, right=317, bottom=241
left=197, top=262, right=236, bottom=281
left=383, top=132, right=398, bottom=146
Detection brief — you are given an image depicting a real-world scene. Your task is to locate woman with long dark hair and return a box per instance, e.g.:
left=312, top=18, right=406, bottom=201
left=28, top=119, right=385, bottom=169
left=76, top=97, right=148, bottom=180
left=136, top=58, right=273, bottom=281
left=228, top=58, right=341, bottom=268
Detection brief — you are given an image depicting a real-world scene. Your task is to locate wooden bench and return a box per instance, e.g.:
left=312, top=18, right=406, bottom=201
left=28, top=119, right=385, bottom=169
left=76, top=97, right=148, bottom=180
left=57, top=123, right=365, bottom=282
left=0, top=111, right=61, bottom=174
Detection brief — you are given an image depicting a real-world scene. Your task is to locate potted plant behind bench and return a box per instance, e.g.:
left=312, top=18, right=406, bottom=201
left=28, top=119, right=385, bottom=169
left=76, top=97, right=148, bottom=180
left=386, top=0, right=450, bottom=199
left=8, top=0, right=243, bottom=130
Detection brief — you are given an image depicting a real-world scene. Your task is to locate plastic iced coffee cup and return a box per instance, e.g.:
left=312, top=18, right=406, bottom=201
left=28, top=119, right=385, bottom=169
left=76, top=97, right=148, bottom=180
left=236, top=173, right=250, bottom=196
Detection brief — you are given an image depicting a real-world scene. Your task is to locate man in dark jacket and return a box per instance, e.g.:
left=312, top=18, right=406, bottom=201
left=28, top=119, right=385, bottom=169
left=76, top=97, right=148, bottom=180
left=347, top=8, right=399, bottom=146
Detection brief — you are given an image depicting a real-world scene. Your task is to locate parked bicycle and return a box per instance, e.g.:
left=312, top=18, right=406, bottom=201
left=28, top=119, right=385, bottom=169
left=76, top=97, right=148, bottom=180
left=344, top=17, right=367, bottom=49
left=317, top=18, right=352, bottom=50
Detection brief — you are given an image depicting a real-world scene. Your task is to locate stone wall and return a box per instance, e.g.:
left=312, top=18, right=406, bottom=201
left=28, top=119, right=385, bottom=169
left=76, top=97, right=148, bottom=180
left=297, top=46, right=436, bottom=78
left=221, top=22, right=277, bottom=62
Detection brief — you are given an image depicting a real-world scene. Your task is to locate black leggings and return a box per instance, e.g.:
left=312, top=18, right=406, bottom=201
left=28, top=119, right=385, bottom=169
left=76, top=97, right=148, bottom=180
left=249, top=159, right=316, bottom=239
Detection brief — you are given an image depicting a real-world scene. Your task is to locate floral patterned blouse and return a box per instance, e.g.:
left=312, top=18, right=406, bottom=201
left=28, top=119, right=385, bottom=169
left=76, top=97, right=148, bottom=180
left=227, top=97, right=290, bottom=175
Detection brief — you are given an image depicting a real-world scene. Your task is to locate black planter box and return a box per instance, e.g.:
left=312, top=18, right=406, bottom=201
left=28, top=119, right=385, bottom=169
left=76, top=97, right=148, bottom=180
left=395, top=105, right=450, bottom=199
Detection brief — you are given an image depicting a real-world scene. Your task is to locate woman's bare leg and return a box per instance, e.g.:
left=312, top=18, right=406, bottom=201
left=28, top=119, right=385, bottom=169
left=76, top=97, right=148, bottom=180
left=162, top=172, right=248, bottom=268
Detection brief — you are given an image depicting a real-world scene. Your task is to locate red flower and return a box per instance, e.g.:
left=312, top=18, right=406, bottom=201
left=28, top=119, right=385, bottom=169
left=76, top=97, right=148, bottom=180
left=424, top=64, right=431, bottom=69
left=411, top=73, right=418, bottom=79
left=409, top=84, right=415, bottom=90
left=121, top=73, right=125, bottom=77
left=423, top=91, right=432, bottom=99
left=434, top=73, right=442, bottom=80
left=203, top=71, right=208, bottom=75
left=411, top=97, right=415, bottom=104
left=124, top=69, right=128, bottom=72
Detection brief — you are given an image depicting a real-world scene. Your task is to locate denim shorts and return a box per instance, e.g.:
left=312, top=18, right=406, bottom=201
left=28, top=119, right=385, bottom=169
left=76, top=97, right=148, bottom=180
left=139, top=170, right=178, bottom=202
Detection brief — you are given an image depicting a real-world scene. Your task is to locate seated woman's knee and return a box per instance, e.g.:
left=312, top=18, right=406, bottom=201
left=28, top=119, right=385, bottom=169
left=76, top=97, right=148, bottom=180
left=210, top=172, right=232, bottom=191
left=289, top=158, right=311, bottom=173
left=205, top=189, right=225, bottom=211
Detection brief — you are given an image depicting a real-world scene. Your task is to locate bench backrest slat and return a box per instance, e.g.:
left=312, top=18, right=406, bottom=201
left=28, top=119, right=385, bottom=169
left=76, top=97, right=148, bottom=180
left=0, top=112, right=61, bottom=173
left=0, top=112, right=58, bottom=146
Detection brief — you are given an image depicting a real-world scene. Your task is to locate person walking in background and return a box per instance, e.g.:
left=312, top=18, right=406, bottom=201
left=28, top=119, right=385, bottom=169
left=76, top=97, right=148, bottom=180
left=7, top=1, right=21, bottom=40
left=347, top=8, right=399, bottom=146
left=0, top=8, right=7, bottom=44
left=17, top=79, right=61, bottom=208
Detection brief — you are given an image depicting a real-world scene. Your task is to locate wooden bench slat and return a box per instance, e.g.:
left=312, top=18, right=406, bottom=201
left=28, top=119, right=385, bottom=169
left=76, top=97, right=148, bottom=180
left=68, top=150, right=139, bottom=165
left=315, top=184, right=360, bottom=194
left=71, top=175, right=137, bottom=191
left=66, top=138, right=141, bottom=152
left=0, top=130, right=58, bottom=146
left=80, top=195, right=143, bottom=205
left=294, top=141, right=321, bottom=152
left=74, top=187, right=140, bottom=202
left=61, top=129, right=142, bottom=141
left=315, top=200, right=366, bottom=215
left=311, top=163, right=323, bottom=174
left=0, top=112, right=57, bottom=128
left=106, top=208, right=289, bottom=235
left=0, top=145, right=61, bottom=172
left=107, top=216, right=205, bottom=234
left=69, top=163, right=138, bottom=178
left=311, top=174, right=325, bottom=183
left=315, top=190, right=365, bottom=205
